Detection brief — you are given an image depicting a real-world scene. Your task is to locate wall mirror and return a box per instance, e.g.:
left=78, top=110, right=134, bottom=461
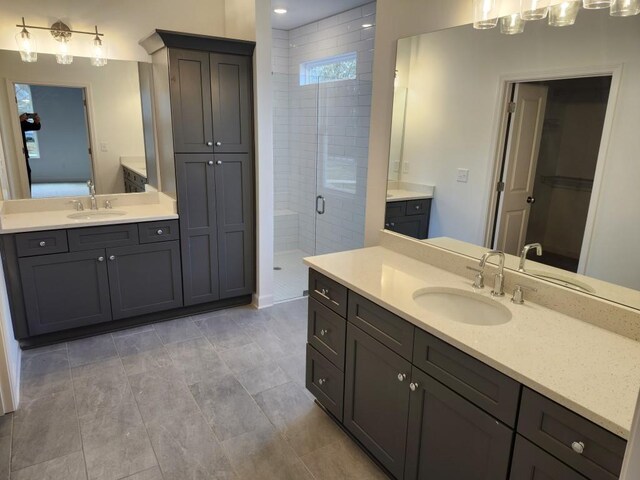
left=0, top=49, right=157, bottom=199
left=385, top=8, right=640, bottom=310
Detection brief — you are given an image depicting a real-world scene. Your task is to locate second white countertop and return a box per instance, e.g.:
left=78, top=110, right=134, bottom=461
left=304, top=246, right=640, bottom=439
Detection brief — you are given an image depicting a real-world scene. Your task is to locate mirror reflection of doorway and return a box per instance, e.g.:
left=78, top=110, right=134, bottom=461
left=492, top=76, right=612, bottom=273
left=14, top=83, right=93, bottom=198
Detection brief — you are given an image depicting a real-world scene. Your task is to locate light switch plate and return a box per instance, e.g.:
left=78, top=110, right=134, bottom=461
left=100, top=142, right=108, bottom=152
left=403, top=162, right=410, bottom=174
left=457, top=168, right=469, bottom=183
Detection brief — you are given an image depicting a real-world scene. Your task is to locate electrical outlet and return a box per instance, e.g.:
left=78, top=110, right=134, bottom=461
left=457, top=168, right=469, bottom=183
left=403, top=162, right=410, bottom=174
left=100, top=142, right=108, bottom=152
left=393, top=161, right=400, bottom=172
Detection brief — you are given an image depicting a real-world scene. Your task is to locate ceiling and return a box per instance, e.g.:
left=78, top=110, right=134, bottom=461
left=271, top=0, right=373, bottom=30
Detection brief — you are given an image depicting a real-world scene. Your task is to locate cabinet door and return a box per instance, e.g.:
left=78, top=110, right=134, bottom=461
left=176, top=154, right=220, bottom=305
left=169, top=49, right=214, bottom=153
left=405, top=367, right=513, bottom=480
left=344, top=323, right=411, bottom=479
left=107, top=241, right=183, bottom=320
left=19, top=250, right=111, bottom=335
left=510, top=435, right=587, bottom=480
left=214, top=153, right=254, bottom=298
left=210, top=53, right=252, bottom=154
left=386, top=216, right=428, bottom=239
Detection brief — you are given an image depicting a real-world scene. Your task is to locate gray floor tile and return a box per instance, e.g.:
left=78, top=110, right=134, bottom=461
left=11, top=451, right=87, bottom=480
left=20, top=348, right=71, bottom=402
left=72, top=358, right=132, bottom=419
left=146, top=412, right=235, bottom=480
left=224, top=306, right=273, bottom=330
left=275, top=354, right=306, bottom=386
left=129, top=366, right=201, bottom=426
left=80, top=399, right=157, bottom=480
left=21, top=343, right=67, bottom=358
left=111, top=325, right=156, bottom=339
left=0, top=434, right=9, bottom=480
left=68, top=334, right=118, bottom=367
left=120, top=466, right=163, bottom=480
left=222, top=425, right=313, bottom=480
left=164, top=337, right=231, bottom=386
left=0, top=413, right=12, bottom=439
left=300, top=438, right=388, bottom=480
left=190, top=375, right=272, bottom=441
left=114, top=331, right=173, bottom=376
left=235, top=361, right=291, bottom=396
left=246, top=326, right=305, bottom=359
left=218, top=342, right=272, bottom=374
left=195, top=314, right=252, bottom=351
left=12, top=389, right=82, bottom=471
left=254, top=382, right=345, bottom=456
left=153, top=317, right=202, bottom=345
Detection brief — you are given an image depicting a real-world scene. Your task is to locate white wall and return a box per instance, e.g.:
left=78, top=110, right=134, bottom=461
left=396, top=12, right=640, bottom=288
left=0, top=50, right=145, bottom=197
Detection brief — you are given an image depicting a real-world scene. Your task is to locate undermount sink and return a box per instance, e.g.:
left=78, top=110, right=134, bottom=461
left=67, top=211, right=127, bottom=220
left=527, top=270, right=596, bottom=294
left=412, top=287, right=512, bottom=326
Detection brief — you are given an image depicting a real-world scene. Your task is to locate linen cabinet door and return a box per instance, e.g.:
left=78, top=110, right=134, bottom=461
left=213, top=153, right=254, bottom=298
left=344, top=323, right=411, bottom=479
left=106, top=242, right=183, bottom=320
left=19, top=249, right=111, bottom=335
left=210, top=53, right=253, bottom=154
left=176, top=154, right=220, bottom=305
left=169, top=49, right=214, bottom=153
left=404, top=367, right=513, bottom=480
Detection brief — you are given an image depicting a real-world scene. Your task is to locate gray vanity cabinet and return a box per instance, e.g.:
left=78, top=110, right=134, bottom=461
left=404, top=366, right=513, bottom=479
left=19, top=250, right=112, bottom=335
left=344, top=322, right=412, bottom=479
left=385, top=199, right=431, bottom=240
left=510, top=435, right=588, bottom=480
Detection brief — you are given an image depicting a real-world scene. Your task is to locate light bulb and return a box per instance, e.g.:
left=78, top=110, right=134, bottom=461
left=610, top=0, right=640, bottom=15
left=15, top=29, right=37, bottom=63
left=549, top=1, right=581, bottom=26
left=91, top=36, right=107, bottom=67
left=56, top=37, right=73, bottom=65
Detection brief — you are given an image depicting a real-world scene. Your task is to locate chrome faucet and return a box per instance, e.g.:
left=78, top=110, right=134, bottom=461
left=479, top=250, right=505, bottom=297
left=87, top=180, right=98, bottom=210
left=519, top=243, right=542, bottom=272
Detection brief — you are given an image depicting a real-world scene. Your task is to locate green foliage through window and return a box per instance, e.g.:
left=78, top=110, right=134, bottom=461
left=300, top=52, right=357, bottom=85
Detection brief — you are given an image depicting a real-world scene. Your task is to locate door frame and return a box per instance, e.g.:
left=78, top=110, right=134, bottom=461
left=483, top=65, right=622, bottom=275
left=4, top=79, right=98, bottom=199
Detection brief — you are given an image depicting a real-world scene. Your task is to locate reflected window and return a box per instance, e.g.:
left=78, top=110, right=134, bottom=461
left=324, top=155, right=357, bottom=195
left=14, top=83, right=40, bottom=159
left=300, top=52, right=357, bottom=86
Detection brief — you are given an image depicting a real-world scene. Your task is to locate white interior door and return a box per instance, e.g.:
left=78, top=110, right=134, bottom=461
left=495, top=83, right=548, bottom=255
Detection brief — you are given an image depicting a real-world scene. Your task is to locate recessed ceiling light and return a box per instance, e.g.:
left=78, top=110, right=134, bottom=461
left=274, top=8, right=287, bottom=14
left=362, top=23, right=374, bottom=28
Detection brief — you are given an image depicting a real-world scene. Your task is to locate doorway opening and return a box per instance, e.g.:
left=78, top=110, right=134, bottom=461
left=13, top=83, right=94, bottom=198
left=490, top=75, right=612, bottom=272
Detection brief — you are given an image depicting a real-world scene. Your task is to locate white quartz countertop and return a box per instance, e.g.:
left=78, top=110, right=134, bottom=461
left=304, top=246, right=640, bottom=439
left=386, top=188, right=434, bottom=202
left=120, top=157, right=147, bottom=178
left=0, top=192, right=177, bottom=233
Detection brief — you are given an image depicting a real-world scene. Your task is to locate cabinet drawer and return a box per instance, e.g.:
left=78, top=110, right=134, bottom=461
left=348, top=291, right=415, bottom=360
left=15, top=230, right=68, bottom=257
left=138, top=220, right=179, bottom=244
left=308, top=298, right=346, bottom=370
left=385, top=201, right=406, bottom=219
left=413, top=329, right=520, bottom=427
left=68, top=224, right=139, bottom=251
left=510, top=435, right=587, bottom=480
left=518, top=388, right=626, bottom=480
left=406, top=198, right=430, bottom=216
left=309, top=269, right=348, bottom=318
left=306, top=344, right=344, bottom=421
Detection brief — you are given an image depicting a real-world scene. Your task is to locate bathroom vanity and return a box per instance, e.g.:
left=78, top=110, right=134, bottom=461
left=304, top=238, right=640, bottom=480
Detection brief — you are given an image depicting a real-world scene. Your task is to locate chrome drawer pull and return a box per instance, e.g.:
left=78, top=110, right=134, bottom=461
left=397, top=373, right=407, bottom=382
left=157, top=229, right=164, bottom=235
left=410, top=382, right=419, bottom=392
left=39, top=241, right=46, bottom=247
left=314, top=288, right=339, bottom=306
left=571, top=441, right=585, bottom=454
left=318, top=378, right=326, bottom=386
left=320, top=329, right=329, bottom=337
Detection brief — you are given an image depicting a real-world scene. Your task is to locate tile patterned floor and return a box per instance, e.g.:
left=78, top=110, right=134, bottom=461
left=0, top=298, right=387, bottom=480
left=273, top=250, right=310, bottom=303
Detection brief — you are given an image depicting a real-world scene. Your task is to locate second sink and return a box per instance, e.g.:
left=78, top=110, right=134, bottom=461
left=413, top=287, right=512, bottom=326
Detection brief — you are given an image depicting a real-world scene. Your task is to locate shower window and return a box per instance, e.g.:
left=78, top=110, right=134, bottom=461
left=299, top=52, right=357, bottom=86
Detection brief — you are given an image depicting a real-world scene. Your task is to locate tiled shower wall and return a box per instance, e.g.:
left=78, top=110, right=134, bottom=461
left=273, top=2, right=376, bottom=255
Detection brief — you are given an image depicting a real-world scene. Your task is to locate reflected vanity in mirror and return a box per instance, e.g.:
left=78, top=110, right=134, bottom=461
left=0, top=49, right=157, bottom=199
left=385, top=8, right=640, bottom=310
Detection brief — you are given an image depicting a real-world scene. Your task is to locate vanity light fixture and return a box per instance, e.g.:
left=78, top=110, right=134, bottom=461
left=583, top=0, right=611, bottom=8
left=273, top=8, right=287, bottom=14
left=610, top=0, right=640, bottom=15
left=15, top=18, right=106, bottom=66
left=521, top=0, right=549, bottom=20
left=473, top=0, right=500, bottom=29
left=500, top=13, right=526, bottom=33
left=549, top=1, right=581, bottom=25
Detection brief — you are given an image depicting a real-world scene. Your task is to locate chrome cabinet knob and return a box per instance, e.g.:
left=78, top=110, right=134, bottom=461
left=39, top=241, right=46, bottom=247
left=216, top=160, right=222, bottom=165
left=571, top=441, right=585, bottom=454
left=410, top=382, right=419, bottom=392
left=109, top=255, right=115, bottom=261
left=397, top=373, right=407, bottom=382
left=390, top=222, right=395, bottom=227
left=321, top=288, right=329, bottom=296
left=415, top=205, right=421, bottom=210
left=385, top=223, right=390, bottom=228
left=208, top=160, right=214, bottom=165
left=215, top=141, right=222, bottom=146
left=97, top=256, right=105, bottom=262
left=318, top=378, right=326, bottom=386
left=206, top=141, right=213, bottom=146
left=320, top=329, right=328, bottom=336
left=157, top=229, right=163, bottom=235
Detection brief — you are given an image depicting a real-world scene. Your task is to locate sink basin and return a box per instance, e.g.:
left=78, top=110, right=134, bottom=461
left=67, top=211, right=127, bottom=220
left=527, top=270, right=595, bottom=294
left=412, top=287, right=512, bottom=326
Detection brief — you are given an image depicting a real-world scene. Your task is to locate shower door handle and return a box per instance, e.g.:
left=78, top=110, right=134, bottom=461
left=316, top=195, right=325, bottom=215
